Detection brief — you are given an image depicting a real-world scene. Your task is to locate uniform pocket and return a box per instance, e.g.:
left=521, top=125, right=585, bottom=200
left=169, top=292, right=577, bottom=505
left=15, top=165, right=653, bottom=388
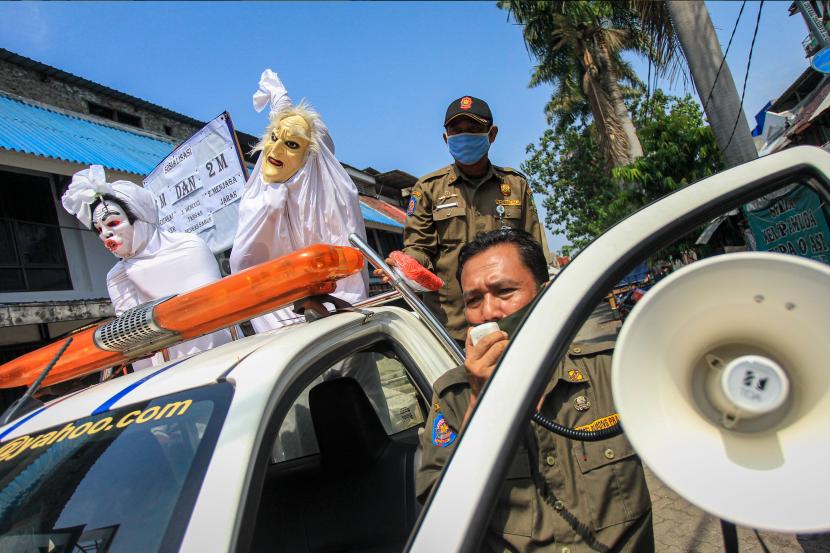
left=432, top=208, right=467, bottom=249
left=500, top=205, right=522, bottom=220
left=493, top=205, right=521, bottom=230
left=572, top=434, right=650, bottom=530
left=489, top=451, right=534, bottom=537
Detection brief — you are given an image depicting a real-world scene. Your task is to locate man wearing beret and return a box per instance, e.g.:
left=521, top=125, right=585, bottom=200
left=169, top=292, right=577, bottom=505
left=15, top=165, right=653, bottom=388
left=383, top=96, right=550, bottom=343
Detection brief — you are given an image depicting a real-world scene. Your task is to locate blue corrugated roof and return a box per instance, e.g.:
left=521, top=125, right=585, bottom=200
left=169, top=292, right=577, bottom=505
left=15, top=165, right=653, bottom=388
left=360, top=202, right=403, bottom=229
left=0, top=93, right=174, bottom=175
left=1, top=92, right=404, bottom=231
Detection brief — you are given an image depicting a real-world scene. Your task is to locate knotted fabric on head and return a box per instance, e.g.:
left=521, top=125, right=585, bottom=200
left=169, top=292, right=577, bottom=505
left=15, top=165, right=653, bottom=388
left=62, top=165, right=159, bottom=228
left=63, top=165, right=160, bottom=259
left=252, top=69, right=293, bottom=115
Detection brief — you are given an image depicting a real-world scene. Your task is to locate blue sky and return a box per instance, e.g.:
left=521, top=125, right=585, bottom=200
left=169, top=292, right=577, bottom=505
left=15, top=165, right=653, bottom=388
left=0, top=1, right=811, bottom=252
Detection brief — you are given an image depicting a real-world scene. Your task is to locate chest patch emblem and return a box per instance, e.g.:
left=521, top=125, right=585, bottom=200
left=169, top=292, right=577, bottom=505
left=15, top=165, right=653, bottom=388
left=573, top=396, right=591, bottom=412
left=432, top=412, right=457, bottom=447
left=406, top=195, right=418, bottom=216
left=567, top=369, right=584, bottom=382
left=500, top=182, right=512, bottom=197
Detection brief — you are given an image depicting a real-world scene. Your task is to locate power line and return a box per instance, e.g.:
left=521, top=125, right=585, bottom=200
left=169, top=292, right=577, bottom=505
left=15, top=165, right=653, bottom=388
left=703, top=0, right=747, bottom=113
left=723, top=0, right=764, bottom=154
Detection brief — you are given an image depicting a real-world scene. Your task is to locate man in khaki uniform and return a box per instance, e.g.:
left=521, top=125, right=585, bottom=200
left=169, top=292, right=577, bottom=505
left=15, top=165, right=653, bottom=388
left=388, top=96, right=549, bottom=342
left=416, top=229, right=653, bottom=553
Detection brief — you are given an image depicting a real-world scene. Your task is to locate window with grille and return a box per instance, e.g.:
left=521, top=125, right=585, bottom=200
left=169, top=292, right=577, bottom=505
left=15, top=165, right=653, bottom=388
left=0, top=170, right=72, bottom=292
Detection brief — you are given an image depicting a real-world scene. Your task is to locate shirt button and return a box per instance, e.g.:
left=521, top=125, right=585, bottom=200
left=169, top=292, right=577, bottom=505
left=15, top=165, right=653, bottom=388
left=554, top=500, right=564, bottom=511
left=545, top=455, right=556, bottom=466
left=604, top=448, right=615, bottom=459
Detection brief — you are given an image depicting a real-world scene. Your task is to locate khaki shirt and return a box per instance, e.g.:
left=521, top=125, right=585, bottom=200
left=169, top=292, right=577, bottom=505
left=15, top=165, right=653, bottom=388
left=416, top=341, right=654, bottom=553
left=402, top=163, right=550, bottom=341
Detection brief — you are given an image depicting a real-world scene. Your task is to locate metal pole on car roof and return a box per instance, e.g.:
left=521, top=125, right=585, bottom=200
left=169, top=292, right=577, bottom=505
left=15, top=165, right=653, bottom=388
left=349, top=233, right=465, bottom=365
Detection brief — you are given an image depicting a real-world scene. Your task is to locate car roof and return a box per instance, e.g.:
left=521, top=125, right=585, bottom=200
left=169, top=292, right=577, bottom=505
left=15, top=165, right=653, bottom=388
left=0, top=307, right=391, bottom=442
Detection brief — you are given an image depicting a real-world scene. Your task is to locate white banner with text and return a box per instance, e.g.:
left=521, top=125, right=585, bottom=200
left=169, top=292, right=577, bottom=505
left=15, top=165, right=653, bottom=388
left=144, top=112, right=249, bottom=254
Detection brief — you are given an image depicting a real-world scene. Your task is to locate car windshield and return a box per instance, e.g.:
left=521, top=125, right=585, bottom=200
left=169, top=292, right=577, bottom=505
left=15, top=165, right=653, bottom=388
left=0, top=382, right=232, bottom=553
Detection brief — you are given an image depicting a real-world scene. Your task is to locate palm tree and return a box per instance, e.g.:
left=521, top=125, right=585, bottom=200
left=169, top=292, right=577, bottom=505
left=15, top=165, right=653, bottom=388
left=500, top=0, right=684, bottom=170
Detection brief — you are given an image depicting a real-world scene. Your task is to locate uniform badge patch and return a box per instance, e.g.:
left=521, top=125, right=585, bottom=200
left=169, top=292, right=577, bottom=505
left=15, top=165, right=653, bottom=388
left=500, top=182, right=512, bottom=197
left=432, top=412, right=457, bottom=447
left=575, top=413, right=620, bottom=432
left=567, top=369, right=584, bottom=382
left=495, top=199, right=521, bottom=207
left=460, top=96, right=473, bottom=110
left=573, top=395, right=591, bottom=411
left=406, top=195, right=418, bottom=216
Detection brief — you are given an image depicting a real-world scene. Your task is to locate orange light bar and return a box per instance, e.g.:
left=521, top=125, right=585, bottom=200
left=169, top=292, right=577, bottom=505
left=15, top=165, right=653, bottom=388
left=0, top=244, right=364, bottom=389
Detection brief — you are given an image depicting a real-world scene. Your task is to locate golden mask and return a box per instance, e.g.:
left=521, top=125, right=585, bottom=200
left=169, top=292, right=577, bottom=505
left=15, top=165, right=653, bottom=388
left=261, top=115, right=312, bottom=183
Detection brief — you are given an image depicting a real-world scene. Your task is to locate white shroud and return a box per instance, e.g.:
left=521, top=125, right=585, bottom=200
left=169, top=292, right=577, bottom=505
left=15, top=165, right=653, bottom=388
left=107, top=230, right=233, bottom=368
left=230, top=69, right=368, bottom=333
left=63, top=166, right=232, bottom=368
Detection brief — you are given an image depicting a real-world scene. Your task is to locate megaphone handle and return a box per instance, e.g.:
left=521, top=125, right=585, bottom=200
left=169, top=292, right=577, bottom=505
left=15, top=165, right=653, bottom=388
left=721, top=520, right=740, bottom=553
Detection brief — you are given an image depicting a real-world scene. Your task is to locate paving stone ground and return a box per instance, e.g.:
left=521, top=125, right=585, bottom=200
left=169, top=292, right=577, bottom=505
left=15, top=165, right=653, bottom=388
left=647, top=466, right=830, bottom=553
left=579, top=301, right=830, bottom=552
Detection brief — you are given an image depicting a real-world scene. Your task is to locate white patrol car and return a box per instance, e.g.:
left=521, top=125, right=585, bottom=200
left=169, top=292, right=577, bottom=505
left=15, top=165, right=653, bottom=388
left=0, top=146, right=828, bottom=552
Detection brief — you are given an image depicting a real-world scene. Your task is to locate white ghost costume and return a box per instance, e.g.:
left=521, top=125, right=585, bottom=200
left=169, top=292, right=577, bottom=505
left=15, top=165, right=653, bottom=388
left=62, top=165, right=232, bottom=368
left=230, top=69, right=369, bottom=332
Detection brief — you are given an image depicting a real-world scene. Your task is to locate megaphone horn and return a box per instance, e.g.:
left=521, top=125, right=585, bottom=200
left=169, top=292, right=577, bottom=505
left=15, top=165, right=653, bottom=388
left=612, top=252, right=830, bottom=533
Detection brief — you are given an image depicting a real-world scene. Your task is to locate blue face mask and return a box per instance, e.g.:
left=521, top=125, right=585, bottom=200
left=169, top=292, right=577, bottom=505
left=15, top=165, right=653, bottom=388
left=447, top=132, right=491, bottom=165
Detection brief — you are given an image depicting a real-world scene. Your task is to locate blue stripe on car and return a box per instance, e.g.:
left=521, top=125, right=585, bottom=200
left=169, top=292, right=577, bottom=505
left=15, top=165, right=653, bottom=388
left=92, top=358, right=188, bottom=415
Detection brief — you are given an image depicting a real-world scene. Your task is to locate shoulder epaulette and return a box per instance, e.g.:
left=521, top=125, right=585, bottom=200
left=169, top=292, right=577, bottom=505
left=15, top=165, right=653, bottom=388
left=433, top=365, right=469, bottom=395
left=419, top=165, right=454, bottom=184
left=494, top=165, right=527, bottom=180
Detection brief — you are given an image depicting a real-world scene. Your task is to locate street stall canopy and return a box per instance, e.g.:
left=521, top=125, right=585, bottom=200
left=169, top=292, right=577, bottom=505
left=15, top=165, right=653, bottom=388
left=359, top=196, right=404, bottom=230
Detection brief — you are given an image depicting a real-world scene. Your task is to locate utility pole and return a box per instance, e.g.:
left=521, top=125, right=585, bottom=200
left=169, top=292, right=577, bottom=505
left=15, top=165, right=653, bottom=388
left=666, top=1, right=758, bottom=168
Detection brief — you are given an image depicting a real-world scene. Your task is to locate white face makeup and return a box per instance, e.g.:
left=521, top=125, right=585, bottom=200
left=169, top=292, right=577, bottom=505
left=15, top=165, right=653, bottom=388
left=93, top=200, right=134, bottom=258
left=261, top=115, right=312, bottom=184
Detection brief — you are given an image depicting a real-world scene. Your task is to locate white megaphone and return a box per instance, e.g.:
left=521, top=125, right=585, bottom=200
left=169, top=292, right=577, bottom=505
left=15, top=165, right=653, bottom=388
left=612, top=252, right=830, bottom=533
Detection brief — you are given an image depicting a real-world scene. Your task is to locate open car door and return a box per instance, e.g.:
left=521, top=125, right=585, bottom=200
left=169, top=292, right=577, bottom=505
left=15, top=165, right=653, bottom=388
left=408, top=146, right=830, bottom=551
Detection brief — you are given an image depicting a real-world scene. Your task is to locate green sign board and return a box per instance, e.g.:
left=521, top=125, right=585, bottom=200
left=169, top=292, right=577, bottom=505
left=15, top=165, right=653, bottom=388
left=745, top=186, right=830, bottom=264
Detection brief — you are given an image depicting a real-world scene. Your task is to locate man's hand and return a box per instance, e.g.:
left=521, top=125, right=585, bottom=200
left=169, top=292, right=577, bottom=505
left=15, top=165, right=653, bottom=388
left=461, top=327, right=508, bottom=427
left=372, top=257, right=396, bottom=283
left=464, top=328, right=508, bottom=398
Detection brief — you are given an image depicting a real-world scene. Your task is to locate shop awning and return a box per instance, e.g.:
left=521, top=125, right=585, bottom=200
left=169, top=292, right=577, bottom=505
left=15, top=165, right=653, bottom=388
left=359, top=195, right=405, bottom=230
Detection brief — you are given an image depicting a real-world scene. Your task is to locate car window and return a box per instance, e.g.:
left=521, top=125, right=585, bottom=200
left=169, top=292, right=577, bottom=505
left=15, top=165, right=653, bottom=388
left=272, top=347, right=425, bottom=463
left=0, top=383, right=232, bottom=553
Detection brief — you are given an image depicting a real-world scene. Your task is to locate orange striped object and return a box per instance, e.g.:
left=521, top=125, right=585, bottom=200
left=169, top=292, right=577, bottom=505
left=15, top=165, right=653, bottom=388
left=0, top=244, right=364, bottom=389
